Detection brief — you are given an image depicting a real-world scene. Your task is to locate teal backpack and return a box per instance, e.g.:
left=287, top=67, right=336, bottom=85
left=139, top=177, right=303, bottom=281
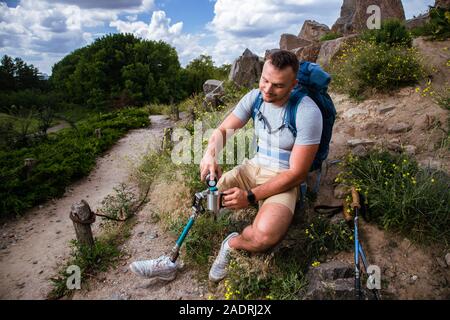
left=251, top=61, right=336, bottom=196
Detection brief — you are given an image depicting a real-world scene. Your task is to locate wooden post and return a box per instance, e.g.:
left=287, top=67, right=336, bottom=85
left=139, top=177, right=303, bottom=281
left=161, top=127, right=173, bottom=153
left=24, top=158, right=37, bottom=179
left=70, top=200, right=95, bottom=247
left=170, top=97, right=179, bottom=121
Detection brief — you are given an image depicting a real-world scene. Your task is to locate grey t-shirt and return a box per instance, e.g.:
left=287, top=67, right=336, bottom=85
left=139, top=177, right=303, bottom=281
left=232, top=89, right=323, bottom=170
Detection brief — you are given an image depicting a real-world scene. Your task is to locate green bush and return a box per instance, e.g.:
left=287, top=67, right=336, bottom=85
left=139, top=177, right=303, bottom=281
left=0, top=108, right=149, bottom=218
left=49, top=228, right=125, bottom=299
left=362, top=19, right=412, bottom=47
left=411, top=7, right=450, bottom=40
left=330, top=40, right=425, bottom=98
left=335, top=151, right=450, bottom=245
left=320, top=32, right=343, bottom=42
left=224, top=216, right=353, bottom=300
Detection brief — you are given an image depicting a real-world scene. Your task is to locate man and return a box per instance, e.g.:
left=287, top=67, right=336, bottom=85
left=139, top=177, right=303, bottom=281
left=201, top=50, right=323, bottom=283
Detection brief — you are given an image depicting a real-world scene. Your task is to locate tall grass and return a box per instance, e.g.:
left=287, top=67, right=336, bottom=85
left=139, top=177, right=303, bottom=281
left=335, top=150, right=450, bottom=246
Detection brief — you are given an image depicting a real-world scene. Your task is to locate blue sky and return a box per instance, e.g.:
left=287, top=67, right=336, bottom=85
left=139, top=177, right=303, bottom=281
left=0, top=0, right=434, bottom=75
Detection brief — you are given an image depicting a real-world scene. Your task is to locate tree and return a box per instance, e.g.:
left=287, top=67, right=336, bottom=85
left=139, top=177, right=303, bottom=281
left=50, top=34, right=182, bottom=109
left=0, top=55, right=17, bottom=91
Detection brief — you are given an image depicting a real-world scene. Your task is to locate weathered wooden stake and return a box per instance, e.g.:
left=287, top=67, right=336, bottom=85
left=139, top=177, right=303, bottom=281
left=70, top=200, right=95, bottom=247
left=94, top=128, right=102, bottom=139
left=24, top=158, right=37, bottom=179
left=161, top=127, right=173, bottom=153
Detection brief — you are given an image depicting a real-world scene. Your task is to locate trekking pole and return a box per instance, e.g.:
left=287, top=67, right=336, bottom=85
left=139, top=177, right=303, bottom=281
left=350, top=187, right=363, bottom=300
left=168, top=173, right=222, bottom=262
left=168, top=190, right=206, bottom=262
left=350, top=187, right=382, bottom=300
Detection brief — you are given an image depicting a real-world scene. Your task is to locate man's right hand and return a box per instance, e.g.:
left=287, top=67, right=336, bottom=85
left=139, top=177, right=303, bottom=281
left=200, top=152, right=222, bottom=182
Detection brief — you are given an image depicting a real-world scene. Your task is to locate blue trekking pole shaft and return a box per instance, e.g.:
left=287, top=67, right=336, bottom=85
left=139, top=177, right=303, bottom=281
left=169, top=214, right=196, bottom=263
left=176, top=215, right=196, bottom=247
left=351, top=187, right=362, bottom=300
left=169, top=190, right=206, bottom=263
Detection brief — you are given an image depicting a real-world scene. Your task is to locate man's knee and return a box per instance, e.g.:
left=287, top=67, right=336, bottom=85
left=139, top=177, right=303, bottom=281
left=251, top=204, right=292, bottom=251
left=252, top=224, right=282, bottom=252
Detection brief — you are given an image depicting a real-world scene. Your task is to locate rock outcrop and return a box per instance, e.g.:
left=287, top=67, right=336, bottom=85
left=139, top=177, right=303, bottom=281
left=280, top=34, right=313, bottom=51
left=279, top=20, right=330, bottom=63
left=229, top=49, right=264, bottom=88
left=304, top=261, right=357, bottom=300
left=332, top=0, right=406, bottom=35
left=406, top=13, right=429, bottom=30
left=203, top=79, right=225, bottom=109
left=316, top=34, right=358, bottom=69
left=435, top=0, right=450, bottom=9
left=299, top=20, right=331, bottom=42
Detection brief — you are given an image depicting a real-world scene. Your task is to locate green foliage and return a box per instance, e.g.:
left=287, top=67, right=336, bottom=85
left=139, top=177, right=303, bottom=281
left=49, top=226, right=125, bottom=299
left=224, top=216, right=353, bottom=300
left=0, top=55, right=46, bottom=92
left=411, top=7, right=450, bottom=40
left=0, top=108, right=149, bottom=218
left=169, top=214, right=233, bottom=269
left=221, top=80, right=250, bottom=106
left=51, top=34, right=181, bottom=108
left=330, top=40, right=425, bottom=98
left=180, top=55, right=230, bottom=96
left=320, top=32, right=343, bottom=42
left=0, top=89, right=62, bottom=112
left=97, top=183, right=138, bottom=220
left=362, top=19, right=412, bottom=47
left=335, top=151, right=450, bottom=245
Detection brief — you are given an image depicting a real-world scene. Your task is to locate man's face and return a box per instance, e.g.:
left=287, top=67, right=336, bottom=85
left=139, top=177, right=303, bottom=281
left=259, top=60, right=298, bottom=105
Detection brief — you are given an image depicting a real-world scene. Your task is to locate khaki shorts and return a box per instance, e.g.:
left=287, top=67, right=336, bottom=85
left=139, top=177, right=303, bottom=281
left=217, top=159, right=299, bottom=214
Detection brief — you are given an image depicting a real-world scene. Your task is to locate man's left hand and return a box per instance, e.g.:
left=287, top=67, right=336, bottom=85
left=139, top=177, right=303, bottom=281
left=222, top=187, right=249, bottom=210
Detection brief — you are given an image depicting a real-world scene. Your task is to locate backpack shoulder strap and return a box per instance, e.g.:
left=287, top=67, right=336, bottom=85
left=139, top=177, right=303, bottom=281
left=251, top=91, right=264, bottom=121
left=285, top=89, right=308, bottom=138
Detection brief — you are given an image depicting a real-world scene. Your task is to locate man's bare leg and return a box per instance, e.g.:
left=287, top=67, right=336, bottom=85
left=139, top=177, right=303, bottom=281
left=228, top=203, right=292, bottom=253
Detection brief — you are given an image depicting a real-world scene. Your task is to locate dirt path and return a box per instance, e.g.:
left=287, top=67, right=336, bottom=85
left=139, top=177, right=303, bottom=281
left=0, top=115, right=178, bottom=299
left=47, top=120, right=71, bottom=134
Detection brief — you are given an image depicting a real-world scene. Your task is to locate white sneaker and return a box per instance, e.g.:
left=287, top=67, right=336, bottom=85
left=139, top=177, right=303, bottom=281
left=129, top=255, right=177, bottom=281
left=209, top=232, right=238, bottom=283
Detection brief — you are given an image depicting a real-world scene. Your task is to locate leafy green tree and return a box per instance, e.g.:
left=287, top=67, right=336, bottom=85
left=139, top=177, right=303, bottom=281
left=50, top=34, right=182, bottom=109
left=0, top=55, right=16, bottom=91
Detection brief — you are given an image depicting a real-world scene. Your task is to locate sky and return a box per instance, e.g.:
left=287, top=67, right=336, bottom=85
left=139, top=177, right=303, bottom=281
left=0, top=0, right=435, bottom=75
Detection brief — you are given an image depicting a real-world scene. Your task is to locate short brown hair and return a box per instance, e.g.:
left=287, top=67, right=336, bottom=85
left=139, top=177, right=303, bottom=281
left=266, top=49, right=299, bottom=75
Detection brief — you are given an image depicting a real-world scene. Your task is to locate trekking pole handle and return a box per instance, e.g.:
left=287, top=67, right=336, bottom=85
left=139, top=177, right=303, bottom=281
left=351, top=187, right=361, bottom=210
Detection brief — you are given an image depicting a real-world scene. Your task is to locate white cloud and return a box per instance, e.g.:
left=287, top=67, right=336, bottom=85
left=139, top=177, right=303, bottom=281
left=205, top=0, right=342, bottom=66
left=0, top=0, right=156, bottom=74
left=0, top=0, right=437, bottom=76
left=110, top=11, right=209, bottom=66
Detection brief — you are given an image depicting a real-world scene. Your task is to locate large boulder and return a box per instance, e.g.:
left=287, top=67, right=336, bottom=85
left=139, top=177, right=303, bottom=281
left=203, top=79, right=225, bottom=109
left=413, top=37, right=450, bottom=90
left=298, top=20, right=331, bottom=42
left=279, top=19, right=330, bottom=63
left=316, top=34, right=358, bottom=69
left=332, top=0, right=406, bottom=35
left=229, top=49, right=264, bottom=88
left=304, top=261, right=356, bottom=300
left=435, top=0, right=450, bottom=9
left=292, top=43, right=323, bottom=63
left=203, top=79, right=224, bottom=96
left=331, top=0, right=357, bottom=35
left=406, top=13, right=430, bottom=30
left=280, top=34, right=313, bottom=51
